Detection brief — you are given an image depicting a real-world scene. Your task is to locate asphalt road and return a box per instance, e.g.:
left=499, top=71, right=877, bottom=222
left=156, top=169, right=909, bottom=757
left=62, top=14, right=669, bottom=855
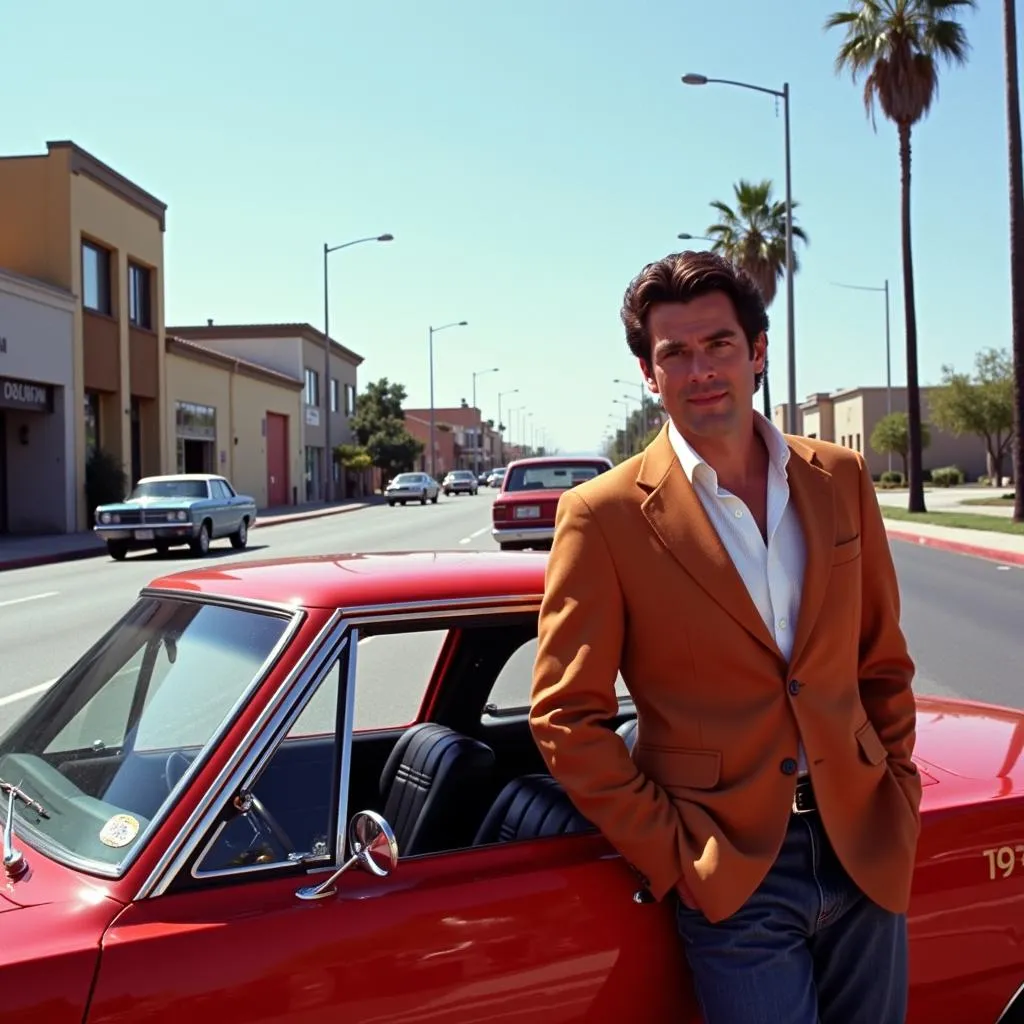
left=0, top=494, right=1021, bottom=736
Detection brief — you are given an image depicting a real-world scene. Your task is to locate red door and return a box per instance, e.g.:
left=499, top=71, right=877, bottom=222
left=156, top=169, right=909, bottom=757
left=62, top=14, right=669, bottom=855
left=266, top=412, right=289, bottom=507
left=84, top=839, right=697, bottom=1023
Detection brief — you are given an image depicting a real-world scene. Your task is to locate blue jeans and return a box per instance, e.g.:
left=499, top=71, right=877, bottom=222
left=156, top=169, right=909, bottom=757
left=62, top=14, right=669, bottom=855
left=676, top=809, right=908, bottom=1023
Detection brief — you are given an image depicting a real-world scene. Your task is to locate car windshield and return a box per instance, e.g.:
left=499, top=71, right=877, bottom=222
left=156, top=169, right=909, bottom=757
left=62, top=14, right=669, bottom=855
left=130, top=480, right=209, bottom=499
left=451, top=471, right=473, bottom=479
left=392, top=474, right=421, bottom=484
left=0, top=596, right=293, bottom=875
left=504, top=462, right=606, bottom=492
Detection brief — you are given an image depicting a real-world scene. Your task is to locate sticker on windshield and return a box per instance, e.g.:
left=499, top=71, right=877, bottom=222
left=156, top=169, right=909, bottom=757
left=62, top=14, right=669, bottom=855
left=99, top=814, right=140, bottom=848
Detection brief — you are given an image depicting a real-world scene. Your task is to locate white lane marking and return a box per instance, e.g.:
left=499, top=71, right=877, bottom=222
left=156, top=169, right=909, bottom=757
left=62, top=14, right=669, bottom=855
left=0, top=591, right=59, bottom=609
left=0, top=679, right=57, bottom=708
left=459, top=526, right=490, bottom=545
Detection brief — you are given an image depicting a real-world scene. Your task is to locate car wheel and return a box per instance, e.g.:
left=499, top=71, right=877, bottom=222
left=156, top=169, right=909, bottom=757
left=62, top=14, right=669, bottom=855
left=190, top=521, right=211, bottom=556
left=421, top=493, right=427, bottom=505
left=431, top=493, right=438, bottom=504
left=107, top=540, right=128, bottom=561
left=230, top=518, right=248, bottom=550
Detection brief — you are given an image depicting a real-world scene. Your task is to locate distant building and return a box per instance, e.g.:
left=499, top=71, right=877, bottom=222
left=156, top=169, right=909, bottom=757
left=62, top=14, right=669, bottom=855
left=773, top=386, right=987, bottom=480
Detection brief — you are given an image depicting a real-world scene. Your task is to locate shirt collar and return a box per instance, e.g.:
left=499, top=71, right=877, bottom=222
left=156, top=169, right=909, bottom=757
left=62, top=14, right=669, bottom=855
left=667, top=410, right=791, bottom=489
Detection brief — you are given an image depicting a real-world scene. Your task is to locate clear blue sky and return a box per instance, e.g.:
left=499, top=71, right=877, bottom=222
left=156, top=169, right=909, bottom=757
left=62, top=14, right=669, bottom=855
left=4, top=0, right=1014, bottom=453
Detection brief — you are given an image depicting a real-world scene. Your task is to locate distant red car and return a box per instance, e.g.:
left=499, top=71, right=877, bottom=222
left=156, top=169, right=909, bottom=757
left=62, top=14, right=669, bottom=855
left=1, top=551, right=1024, bottom=1023
left=491, top=454, right=613, bottom=550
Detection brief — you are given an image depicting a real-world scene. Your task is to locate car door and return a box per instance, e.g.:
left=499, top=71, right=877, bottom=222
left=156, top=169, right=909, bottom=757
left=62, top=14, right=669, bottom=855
left=85, top=618, right=697, bottom=1023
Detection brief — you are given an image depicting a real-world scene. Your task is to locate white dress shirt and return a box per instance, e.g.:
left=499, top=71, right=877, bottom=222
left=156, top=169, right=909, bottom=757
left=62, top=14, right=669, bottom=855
left=667, top=411, right=808, bottom=772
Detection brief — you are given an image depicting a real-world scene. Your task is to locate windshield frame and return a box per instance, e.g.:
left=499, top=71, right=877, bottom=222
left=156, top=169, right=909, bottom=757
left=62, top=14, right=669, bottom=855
left=0, top=590, right=303, bottom=880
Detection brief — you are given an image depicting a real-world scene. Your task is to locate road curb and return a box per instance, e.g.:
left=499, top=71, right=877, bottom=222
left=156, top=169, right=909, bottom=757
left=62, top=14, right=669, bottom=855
left=885, top=526, right=1024, bottom=567
left=0, top=499, right=381, bottom=573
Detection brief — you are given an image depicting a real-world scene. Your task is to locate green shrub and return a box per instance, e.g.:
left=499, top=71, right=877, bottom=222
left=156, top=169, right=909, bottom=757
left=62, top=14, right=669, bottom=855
left=930, top=465, right=964, bottom=488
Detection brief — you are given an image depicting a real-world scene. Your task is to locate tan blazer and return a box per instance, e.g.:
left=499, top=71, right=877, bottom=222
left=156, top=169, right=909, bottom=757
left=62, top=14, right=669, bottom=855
left=530, top=426, right=922, bottom=924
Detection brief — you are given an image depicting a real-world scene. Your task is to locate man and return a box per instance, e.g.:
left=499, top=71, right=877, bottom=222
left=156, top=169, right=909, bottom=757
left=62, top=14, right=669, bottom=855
left=529, top=251, right=922, bottom=1023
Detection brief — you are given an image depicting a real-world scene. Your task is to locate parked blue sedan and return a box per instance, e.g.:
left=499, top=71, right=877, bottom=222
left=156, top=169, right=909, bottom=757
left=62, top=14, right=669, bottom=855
left=94, top=473, right=257, bottom=560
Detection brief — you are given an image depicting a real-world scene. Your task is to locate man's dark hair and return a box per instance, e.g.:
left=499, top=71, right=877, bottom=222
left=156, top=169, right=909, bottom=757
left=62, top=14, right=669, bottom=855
left=620, top=250, right=769, bottom=391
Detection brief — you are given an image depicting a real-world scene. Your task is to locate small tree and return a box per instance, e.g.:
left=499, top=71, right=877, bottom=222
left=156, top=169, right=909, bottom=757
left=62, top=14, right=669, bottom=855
left=85, top=449, right=127, bottom=519
left=350, top=378, right=424, bottom=484
left=870, top=412, right=932, bottom=481
left=929, top=347, right=1014, bottom=485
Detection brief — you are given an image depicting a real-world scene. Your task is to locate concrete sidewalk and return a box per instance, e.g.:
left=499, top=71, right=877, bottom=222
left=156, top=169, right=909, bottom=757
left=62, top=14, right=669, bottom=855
left=0, top=496, right=384, bottom=572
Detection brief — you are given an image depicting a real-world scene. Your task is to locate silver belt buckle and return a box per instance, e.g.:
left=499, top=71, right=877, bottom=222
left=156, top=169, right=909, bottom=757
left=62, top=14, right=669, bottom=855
left=792, top=778, right=815, bottom=814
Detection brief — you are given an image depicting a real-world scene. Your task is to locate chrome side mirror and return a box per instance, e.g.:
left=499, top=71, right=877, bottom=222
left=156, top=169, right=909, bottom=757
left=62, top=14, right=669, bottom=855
left=295, top=810, right=398, bottom=901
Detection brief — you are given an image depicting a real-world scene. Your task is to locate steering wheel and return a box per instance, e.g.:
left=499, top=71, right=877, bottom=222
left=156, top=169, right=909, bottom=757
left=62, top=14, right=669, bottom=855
left=243, top=793, right=297, bottom=856
left=163, top=750, right=297, bottom=858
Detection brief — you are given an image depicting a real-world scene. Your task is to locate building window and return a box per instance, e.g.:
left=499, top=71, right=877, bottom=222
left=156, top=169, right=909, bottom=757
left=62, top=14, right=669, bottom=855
left=304, top=368, right=319, bottom=407
left=175, top=400, right=216, bottom=474
left=855, top=432, right=862, bottom=452
left=128, top=263, right=152, bottom=329
left=345, top=383, right=356, bottom=416
left=84, top=392, right=100, bottom=458
left=82, top=241, right=112, bottom=315
left=330, top=378, right=339, bottom=413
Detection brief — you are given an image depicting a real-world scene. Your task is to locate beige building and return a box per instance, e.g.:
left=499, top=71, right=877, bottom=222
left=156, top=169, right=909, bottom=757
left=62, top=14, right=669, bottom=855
left=165, top=337, right=304, bottom=509
left=776, top=386, right=988, bottom=480
left=167, top=323, right=362, bottom=501
left=0, top=140, right=167, bottom=530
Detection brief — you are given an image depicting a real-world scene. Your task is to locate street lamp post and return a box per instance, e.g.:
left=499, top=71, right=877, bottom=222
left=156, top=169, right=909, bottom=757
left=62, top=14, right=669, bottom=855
left=613, top=399, right=631, bottom=457
left=471, top=366, right=499, bottom=477
left=428, top=320, right=468, bottom=478
left=497, top=388, right=519, bottom=465
left=831, top=278, right=893, bottom=470
left=681, top=73, right=797, bottom=434
left=508, top=405, right=525, bottom=459
left=616, top=377, right=649, bottom=443
left=323, top=233, right=393, bottom=502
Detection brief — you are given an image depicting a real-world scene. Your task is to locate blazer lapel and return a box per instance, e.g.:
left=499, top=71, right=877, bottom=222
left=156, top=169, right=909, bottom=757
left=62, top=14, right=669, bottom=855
left=784, top=439, right=836, bottom=668
left=637, top=429, right=782, bottom=659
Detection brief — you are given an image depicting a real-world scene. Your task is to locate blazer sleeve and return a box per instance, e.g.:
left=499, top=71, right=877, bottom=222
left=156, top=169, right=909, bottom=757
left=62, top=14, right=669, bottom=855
left=529, top=488, right=691, bottom=901
left=855, top=454, right=922, bottom=812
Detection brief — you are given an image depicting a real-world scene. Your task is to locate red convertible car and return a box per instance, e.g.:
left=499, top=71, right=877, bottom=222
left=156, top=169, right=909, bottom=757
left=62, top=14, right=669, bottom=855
left=1, top=550, right=1023, bottom=1023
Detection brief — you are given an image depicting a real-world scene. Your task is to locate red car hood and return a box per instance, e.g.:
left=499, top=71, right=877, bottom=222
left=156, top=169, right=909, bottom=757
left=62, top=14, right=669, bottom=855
left=913, top=694, right=1024, bottom=806
left=0, top=839, right=123, bottom=913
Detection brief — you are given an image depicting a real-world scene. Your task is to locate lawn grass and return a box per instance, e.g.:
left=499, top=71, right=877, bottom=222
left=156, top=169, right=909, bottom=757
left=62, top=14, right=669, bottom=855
left=959, top=494, right=1015, bottom=507
left=879, top=505, right=1024, bottom=535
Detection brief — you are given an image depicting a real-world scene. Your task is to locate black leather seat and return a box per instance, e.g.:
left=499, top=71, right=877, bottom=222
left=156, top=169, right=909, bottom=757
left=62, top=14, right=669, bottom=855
left=616, top=717, right=638, bottom=751
left=380, top=723, right=496, bottom=856
left=473, top=774, right=594, bottom=846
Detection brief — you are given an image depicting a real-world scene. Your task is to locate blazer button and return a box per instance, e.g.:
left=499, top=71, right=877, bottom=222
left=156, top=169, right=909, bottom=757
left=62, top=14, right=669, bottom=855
left=788, top=679, right=801, bottom=695
left=780, top=758, right=798, bottom=775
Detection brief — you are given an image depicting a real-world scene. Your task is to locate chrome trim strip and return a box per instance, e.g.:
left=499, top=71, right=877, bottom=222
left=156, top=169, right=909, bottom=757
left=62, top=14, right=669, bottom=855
left=188, top=635, right=351, bottom=882
left=134, top=610, right=344, bottom=899
left=339, top=594, right=543, bottom=618
left=334, top=626, right=359, bottom=863
left=139, top=587, right=304, bottom=618
left=995, top=978, right=1024, bottom=1023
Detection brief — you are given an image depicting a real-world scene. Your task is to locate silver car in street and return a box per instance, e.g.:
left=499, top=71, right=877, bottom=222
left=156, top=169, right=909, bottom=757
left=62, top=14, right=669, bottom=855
left=385, top=472, right=440, bottom=506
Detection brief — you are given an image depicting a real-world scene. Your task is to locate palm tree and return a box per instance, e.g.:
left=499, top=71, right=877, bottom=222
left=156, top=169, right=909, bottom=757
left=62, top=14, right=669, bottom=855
left=1004, top=0, right=1024, bottom=522
left=705, top=178, right=808, bottom=418
left=825, top=0, right=976, bottom=514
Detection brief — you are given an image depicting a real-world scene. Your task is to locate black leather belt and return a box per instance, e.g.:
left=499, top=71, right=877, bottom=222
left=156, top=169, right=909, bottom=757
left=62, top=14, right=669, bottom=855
left=792, top=776, right=817, bottom=815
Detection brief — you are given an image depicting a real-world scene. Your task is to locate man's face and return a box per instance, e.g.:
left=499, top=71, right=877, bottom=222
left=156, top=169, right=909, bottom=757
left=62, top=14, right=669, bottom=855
left=641, top=291, right=766, bottom=443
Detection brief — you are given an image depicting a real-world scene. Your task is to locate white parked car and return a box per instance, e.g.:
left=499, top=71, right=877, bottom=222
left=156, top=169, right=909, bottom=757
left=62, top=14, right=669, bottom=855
left=385, top=472, right=440, bottom=506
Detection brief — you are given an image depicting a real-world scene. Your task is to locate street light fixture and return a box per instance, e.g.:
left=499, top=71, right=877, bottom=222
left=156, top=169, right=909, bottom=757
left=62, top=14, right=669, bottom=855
left=471, top=367, right=499, bottom=476
left=681, top=72, right=797, bottom=434
left=677, top=232, right=715, bottom=244
left=323, top=233, right=393, bottom=501
left=428, top=320, right=469, bottom=478
left=831, top=279, right=893, bottom=470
